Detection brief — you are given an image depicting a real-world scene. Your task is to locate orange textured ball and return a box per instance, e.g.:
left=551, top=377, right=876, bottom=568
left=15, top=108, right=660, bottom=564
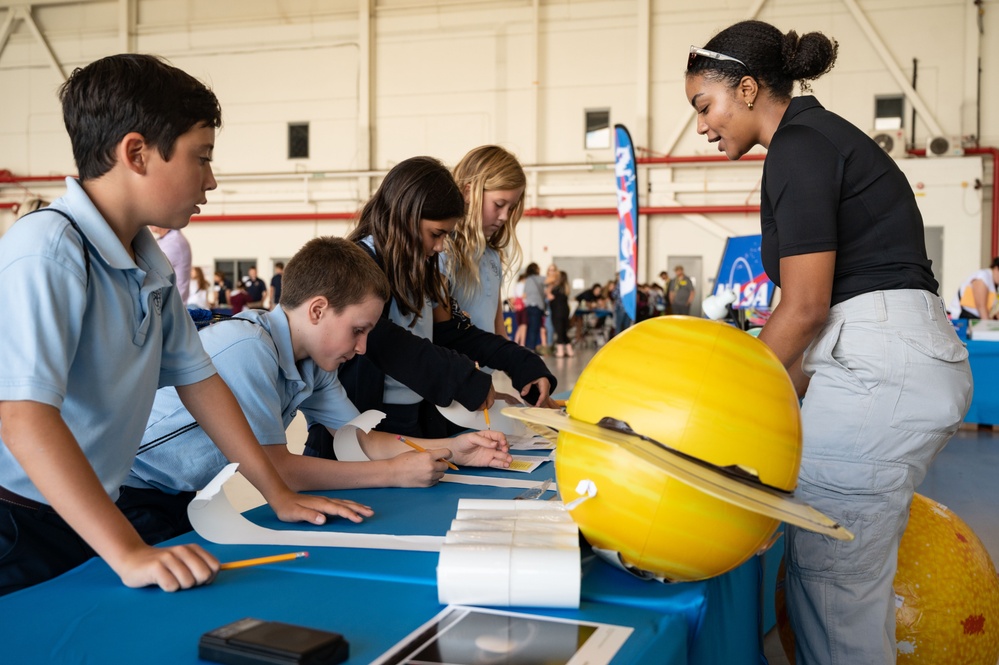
left=894, top=494, right=999, bottom=663
left=775, top=494, right=999, bottom=664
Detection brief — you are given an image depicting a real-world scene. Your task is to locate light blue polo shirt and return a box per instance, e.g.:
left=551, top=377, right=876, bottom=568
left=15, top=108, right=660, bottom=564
left=0, top=178, right=216, bottom=504
left=127, top=306, right=360, bottom=493
left=361, top=236, right=433, bottom=406
left=442, top=246, right=502, bottom=334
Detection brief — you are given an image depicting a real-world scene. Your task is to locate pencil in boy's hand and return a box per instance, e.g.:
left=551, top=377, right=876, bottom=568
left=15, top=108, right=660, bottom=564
left=220, top=551, right=309, bottom=571
left=484, top=408, right=491, bottom=430
left=397, top=435, right=459, bottom=471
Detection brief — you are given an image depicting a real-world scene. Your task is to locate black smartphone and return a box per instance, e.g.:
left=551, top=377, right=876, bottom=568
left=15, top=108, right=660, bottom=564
left=199, top=617, right=349, bottom=665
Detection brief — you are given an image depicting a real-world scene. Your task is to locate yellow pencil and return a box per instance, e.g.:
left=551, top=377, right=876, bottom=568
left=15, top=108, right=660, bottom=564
left=397, top=435, right=459, bottom=471
left=484, top=408, right=491, bottom=429
left=221, top=551, right=309, bottom=570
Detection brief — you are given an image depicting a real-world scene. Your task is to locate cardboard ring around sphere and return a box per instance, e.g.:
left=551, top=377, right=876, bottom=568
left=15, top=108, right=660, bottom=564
left=559, top=316, right=803, bottom=581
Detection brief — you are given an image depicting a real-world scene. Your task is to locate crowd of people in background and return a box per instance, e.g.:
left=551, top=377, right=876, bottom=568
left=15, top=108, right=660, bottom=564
left=196, top=264, right=282, bottom=313
left=506, top=266, right=690, bottom=355
left=145, top=222, right=289, bottom=315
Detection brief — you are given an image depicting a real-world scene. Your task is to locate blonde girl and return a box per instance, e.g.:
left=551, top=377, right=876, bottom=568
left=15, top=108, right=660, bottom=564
left=447, top=145, right=526, bottom=336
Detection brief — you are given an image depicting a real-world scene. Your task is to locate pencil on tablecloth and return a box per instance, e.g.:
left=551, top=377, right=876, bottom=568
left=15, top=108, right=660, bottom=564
left=397, top=435, right=459, bottom=471
left=221, top=551, right=309, bottom=570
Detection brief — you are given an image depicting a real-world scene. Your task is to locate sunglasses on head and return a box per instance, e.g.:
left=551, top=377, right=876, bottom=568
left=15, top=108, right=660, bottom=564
left=687, top=45, right=753, bottom=76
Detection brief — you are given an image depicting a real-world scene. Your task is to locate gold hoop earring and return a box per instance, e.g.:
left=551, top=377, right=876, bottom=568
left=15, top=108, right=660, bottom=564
left=747, top=101, right=754, bottom=110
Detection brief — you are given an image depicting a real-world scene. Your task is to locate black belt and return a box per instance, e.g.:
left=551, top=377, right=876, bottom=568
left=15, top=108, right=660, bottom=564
left=0, top=484, right=46, bottom=511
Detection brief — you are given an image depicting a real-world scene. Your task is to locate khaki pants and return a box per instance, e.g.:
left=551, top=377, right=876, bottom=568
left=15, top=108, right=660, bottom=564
left=785, top=289, right=972, bottom=665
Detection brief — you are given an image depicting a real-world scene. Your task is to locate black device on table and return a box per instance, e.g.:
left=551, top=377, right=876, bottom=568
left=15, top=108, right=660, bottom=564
left=199, top=617, right=349, bottom=665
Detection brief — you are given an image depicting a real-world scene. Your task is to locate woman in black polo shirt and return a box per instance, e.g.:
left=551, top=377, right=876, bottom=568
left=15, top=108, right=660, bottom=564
left=685, top=20, right=972, bottom=664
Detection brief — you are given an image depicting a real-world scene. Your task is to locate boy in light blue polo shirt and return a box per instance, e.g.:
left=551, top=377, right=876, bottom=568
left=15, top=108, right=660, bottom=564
left=118, top=237, right=511, bottom=545
left=0, top=54, right=369, bottom=597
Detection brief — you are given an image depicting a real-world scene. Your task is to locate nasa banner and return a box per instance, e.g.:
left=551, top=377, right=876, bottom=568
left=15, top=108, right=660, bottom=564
left=614, top=124, right=639, bottom=322
left=712, top=234, right=774, bottom=311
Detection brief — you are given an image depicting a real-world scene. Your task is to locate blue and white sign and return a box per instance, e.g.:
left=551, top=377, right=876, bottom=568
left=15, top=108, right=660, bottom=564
left=614, top=124, right=639, bottom=322
left=712, top=235, right=774, bottom=310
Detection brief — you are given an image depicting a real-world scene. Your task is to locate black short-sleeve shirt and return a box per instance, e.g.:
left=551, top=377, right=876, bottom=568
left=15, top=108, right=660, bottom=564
left=760, top=96, right=937, bottom=306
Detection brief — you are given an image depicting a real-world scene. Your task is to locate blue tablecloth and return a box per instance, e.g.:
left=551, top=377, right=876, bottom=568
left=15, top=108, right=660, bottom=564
left=231, top=456, right=765, bottom=665
left=0, top=555, right=688, bottom=664
left=0, top=450, right=766, bottom=664
left=965, top=340, right=999, bottom=424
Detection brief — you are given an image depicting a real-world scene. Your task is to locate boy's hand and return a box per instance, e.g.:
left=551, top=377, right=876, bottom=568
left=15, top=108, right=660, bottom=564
left=450, top=430, right=512, bottom=469
left=390, top=450, right=450, bottom=487
left=115, top=543, right=219, bottom=592
left=270, top=493, right=374, bottom=525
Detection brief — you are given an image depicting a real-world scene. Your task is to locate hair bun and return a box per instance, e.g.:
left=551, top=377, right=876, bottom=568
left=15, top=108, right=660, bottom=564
left=784, top=29, right=838, bottom=81
left=781, top=30, right=801, bottom=72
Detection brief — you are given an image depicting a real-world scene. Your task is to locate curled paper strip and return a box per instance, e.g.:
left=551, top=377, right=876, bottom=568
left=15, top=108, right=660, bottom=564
left=438, top=400, right=528, bottom=435
left=188, top=464, right=444, bottom=552
left=332, top=409, right=386, bottom=461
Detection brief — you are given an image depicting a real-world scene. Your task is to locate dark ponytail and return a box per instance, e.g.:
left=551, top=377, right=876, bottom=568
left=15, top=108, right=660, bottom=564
left=689, top=20, right=838, bottom=100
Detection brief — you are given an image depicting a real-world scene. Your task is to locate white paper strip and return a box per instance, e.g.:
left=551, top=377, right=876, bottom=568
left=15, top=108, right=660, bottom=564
left=437, top=498, right=581, bottom=608
left=332, top=409, right=385, bottom=461
left=454, top=501, right=576, bottom=531
left=188, top=464, right=445, bottom=552
left=437, top=401, right=554, bottom=448
left=440, top=474, right=555, bottom=490
left=438, top=400, right=522, bottom=434
left=455, top=498, right=564, bottom=511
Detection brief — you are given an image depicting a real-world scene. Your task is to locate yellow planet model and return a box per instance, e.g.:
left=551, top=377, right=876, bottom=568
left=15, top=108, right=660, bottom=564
left=504, top=316, right=851, bottom=582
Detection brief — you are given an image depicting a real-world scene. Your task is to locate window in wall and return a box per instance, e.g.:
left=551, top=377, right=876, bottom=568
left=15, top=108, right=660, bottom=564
left=288, top=122, right=310, bottom=159
left=214, top=259, right=257, bottom=288
left=584, top=108, right=611, bottom=150
left=874, top=95, right=904, bottom=130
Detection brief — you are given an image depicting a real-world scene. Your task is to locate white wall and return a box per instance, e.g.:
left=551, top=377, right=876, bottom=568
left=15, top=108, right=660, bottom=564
left=1, top=0, right=995, bottom=302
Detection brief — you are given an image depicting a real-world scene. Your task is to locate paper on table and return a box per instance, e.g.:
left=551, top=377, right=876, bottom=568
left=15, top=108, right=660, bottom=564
left=438, top=401, right=554, bottom=449
left=509, top=435, right=557, bottom=451
left=336, top=403, right=557, bottom=490
left=188, top=464, right=445, bottom=552
left=505, top=455, right=547, bottom=473
left=440, top=474, right=556, bottom=490
left=332, top=409, right=386, bottom=461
